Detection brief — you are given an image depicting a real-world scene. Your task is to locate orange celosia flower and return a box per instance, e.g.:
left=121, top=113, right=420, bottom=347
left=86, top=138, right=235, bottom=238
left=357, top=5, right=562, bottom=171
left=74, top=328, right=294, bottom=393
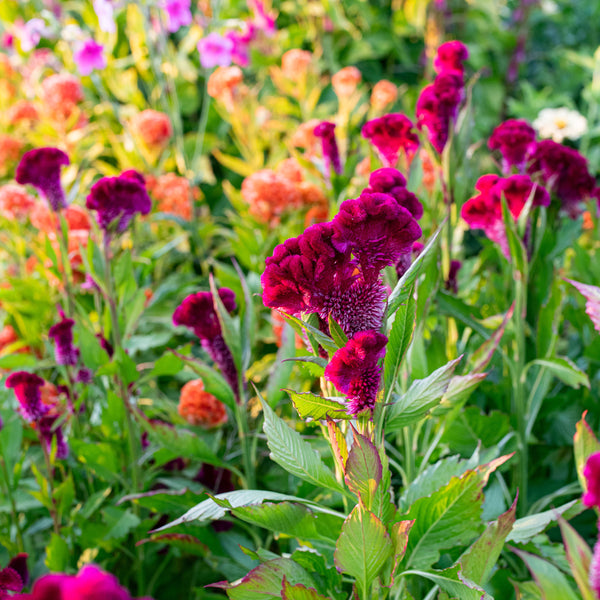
left=207, top=66, right=244, bottom=111
left=178, top=379, right=228, bottom=427
left=276, top=158, right=304, bottom=183
left=65, top=205, right=91, bottom=231
left=371, top=80, right=398, bottom=110
left=332, top=66, right=362, bottom=98
left=7, top=100, right=39, bottom=125
left=281, top=49, right=312, bottom=79
left=130, top=110, right=172, bottom=147
left=149, top=173, right=193, bottom=220
left=420, top=148, right=437, bottom=194
left=298, top=181, right=326, bottom=207
left=0, top=324, right=31, bottom=356
left=583, top=211, right=594, bottom=230
left=30, top=204, right=91, bottom=233
left=41, top=73, right=84, bottom=122
left=0, top=135, right=23, bottom=173
left=290, top=119, right=321, bottom=158
left=0, top=184, right=36, bottom=220
left=356, top=156, right=371, bottom=177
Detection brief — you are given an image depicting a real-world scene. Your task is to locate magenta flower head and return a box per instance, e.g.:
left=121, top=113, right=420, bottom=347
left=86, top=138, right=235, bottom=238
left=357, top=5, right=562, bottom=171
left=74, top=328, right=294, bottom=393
left=162, top=0, right=192, bottom=33
left=197, top=32, right=234, bottom=69
left=86, top=170, right=151, bottom=234
left=73, top=39, right=106, bottom=76
left=314, top=121, right=342, bottom=177
left=584, top=452, right=600, bottom=509
left=324, top=330, right=387, bottom=415
left=527, top=140, right=596, bottom=218
left=37, top=414, right=69, bottom=460
left=489, top=119, right=537, bottom=174
left=362, top=114, right=420, bottom=168
left=225, top=27, right=253, bottom=67
left=15, top=147, right=69, bottom=212
left=249, top=0, right=276, bottom=37
left=5, top=371, right=48, bottom=423
left=0, top=559, right=25, bottom=597
left=48, top=316, right=79, bottom=366
left=364, top=168, right=423, bottom=219
left=433, top=40, right=469, bottom=75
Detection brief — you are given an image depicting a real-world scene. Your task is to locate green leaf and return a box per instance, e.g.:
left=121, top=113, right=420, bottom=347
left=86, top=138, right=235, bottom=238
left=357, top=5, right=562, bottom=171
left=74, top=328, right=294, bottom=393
left=403, top=565, right=492, bottom=600
left=574, top=412, right=600, bottom=497
left=460, top=495, right=517, bottom=585
left=386, top=357, right=461, bottom=431
left=283, top=313, right=338, bottom=355
left=114, top=347, right=140, bottom=385
left=558, top=516, right=595, bottom=600
left=102, top=506, right=141, bottom=540
left=71, top=440, right=121, bottom=482
left=260, top=395, right=346, bottom=495
left=288, top=391, right=350, bottom=422
left=433, top=373, right=488, bottom=416
left=328, top=315, right=348, bottom=349
left=506, top=500, right=579, bottom=544
left=290, top=548, right=344, bottom=600
left=334, top=504, right=393, bottom=598
left=387, top=520, right=415, bottom=584
left=234, top=260, right=255, bottom=375
left=183, top=356, right=237, bottom=411
left=344, top=429, right=382, bottom=510
left=281, top=577, right=329, bottom=600
left=137, top=533, right=208, bottom=557
left=467, top=304, right=513, bottom=373
left=527, top=357, right=590, bottom=389
left=149, top=353, right=184, bottom=378
left=512, top=548, right=579, bottom=600
left=45, top=533, right=69, bottom=571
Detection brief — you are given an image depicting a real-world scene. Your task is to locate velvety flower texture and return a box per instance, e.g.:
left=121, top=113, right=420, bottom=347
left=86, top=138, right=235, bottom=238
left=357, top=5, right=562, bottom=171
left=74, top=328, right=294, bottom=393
left=363, top=168, right=423, bottom=220
left=433, top=40, right=469, bottom=75
left=488, top=119, right=536, bottom=174
left=178, top=379, right=228, bottom=427
left=324, top=331, right=387, bottom=415
left=197, top=33, right=233, bottom=69
left=0, top=559, right=24, bottom=597
left=583, top=452, right=600, bottom=509
left=162, top=0, right=192, bottom=33
left=48, top=316, right=79, bottom=366
left=461, top=174, right=550, bottom=256
left=5, top=371, right=48, bottom=422
left=527, top=139, right=596, bottom=217
left=73, top=39, right=106, bottom=76
left=86, top=170, right=151, bottom=233
left=16, top=147, right=69, bottom=211
left=314, top=121, right=342, bottom=177
left=362, top=114, right=420, bottom=168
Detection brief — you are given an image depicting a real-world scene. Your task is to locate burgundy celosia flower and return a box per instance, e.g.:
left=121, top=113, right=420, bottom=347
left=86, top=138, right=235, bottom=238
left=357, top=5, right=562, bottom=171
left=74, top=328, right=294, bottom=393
left=7, top=554, right=28, bottom=588
left=48, top=316, right=79, bottom=366
left=0, top=562, right=24, bottom=598
left=5, top=371, right=48, bottom=422
left=364, top=168, right=423, bottom=219
left=314, top=121, right=342, bottom=177
left=527, top=140, right=596, bottom=217
left=15, top=147, right=69, bottom=211
left=433, top=40, right=469, bottom=75
left=361, top=113, right=420, bottom=168
left=584, top=452, right=600, bottom=509
left=324, top=330, right=387, bottom=415
left=86, top=170, right=151, bottom=233
left=37, top=414, right=69, bottom=460
left=445, top=259, right=462, bottom=294
left=97, top=333, right=114, bottom=358
left=461, top=174, right=550, bottom=256
left=332, top=192, right=422, bottom=283
left=488, top=119, right=536, bottom=174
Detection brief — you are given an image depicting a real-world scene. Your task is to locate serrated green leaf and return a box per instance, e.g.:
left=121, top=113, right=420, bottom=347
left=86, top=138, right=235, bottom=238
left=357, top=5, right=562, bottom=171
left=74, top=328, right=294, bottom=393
left=404, top=564, right=493, bottom=600
left=288, top=391, right=350, bottom=422
left=344, top=429, right=382, bottom=510
left=506, top=500, right=580, bottom=544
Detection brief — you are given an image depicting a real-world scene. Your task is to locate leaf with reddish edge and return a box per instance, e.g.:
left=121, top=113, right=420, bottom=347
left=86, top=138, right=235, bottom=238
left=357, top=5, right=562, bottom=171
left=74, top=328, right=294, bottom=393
left=433, top=372, right=488, bottom=416
left=574, top=411, right=600, bottom=494
left=344, top=427, right=382, bottom=509
left=136, top=533, right=208, bottom=557
left=460, top=494, right=518, bottom=585
left=558, top=515, right=595, bottom=600
left=566, top=279, right=600, bottom=334
left=281, top=576, right=329, bottom=600
left=326, top=417, right=348, bottom=475
left=382, top=520, right=415, bottom=586
left=403, top=564, right=492, bottom=600
left=468, top=303, right=514, bottom=373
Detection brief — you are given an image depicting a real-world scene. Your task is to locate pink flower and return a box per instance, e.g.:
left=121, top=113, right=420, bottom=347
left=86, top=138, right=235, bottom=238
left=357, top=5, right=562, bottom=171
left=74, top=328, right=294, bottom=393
left=162, top=0, right=192, bottom=33
left=314, top=121, right=342, bottom=177
left=488, top=119, right=536, bottom=174
left=225, top=26, right=253, bottom=67
left=584, top=452, right=600, bottom=509
left=197, top=33, right=233, bottom=69
left=73, top=39, right=106, bottom=76
left=567, top=280, right=600, bottom=335
left=433, top=40, right=469, bottom=75
left=361, top=113, right=420, bottom=168
left=93, top=0, right=116, bottom=33
left=363, top=168, right=423, bottom=220
left=248, top=0, right=276, bottom=37
left=48, top=315, right=79, bottom=366
left=5, top=371, right=48, bottom=423
left=19, top=19, right=48, bottom=52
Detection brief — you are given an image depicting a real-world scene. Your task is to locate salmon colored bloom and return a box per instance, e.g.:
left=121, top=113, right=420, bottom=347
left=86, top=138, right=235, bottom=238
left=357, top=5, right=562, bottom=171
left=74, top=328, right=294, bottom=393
left=149, top=173, right=193, bottom=220
left=356, top=157, right=371, bottom=177
left=7, top=100, right=39, bottom=125
left=290, top=119, right=320, bottom=158
left=371, top=80, right=398, bottom=110
left=420, top=148, right=437, bottom=193
left=281, top=49, right=312, bottom=79
left=332, top=66, right=361, bottom=98
left=130, top=110, right=172, bottom=148
left=0, top=135, right=23, bottom=174
left=40, top=73, right=84, bottom=122
left=0, top=184, right=36, bottom=220
left=178, top=379, right=228, bottom=427
left=276, top=158, right=303, bottom=183
left=207, top=66, right=243, bottom=110
left=0, top=325, right=19, bottom=354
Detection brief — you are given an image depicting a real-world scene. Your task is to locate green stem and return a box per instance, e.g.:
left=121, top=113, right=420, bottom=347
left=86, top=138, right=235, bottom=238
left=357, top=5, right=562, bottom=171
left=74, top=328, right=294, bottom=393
left=42, top=444, right=60, bottom=535
left=402, top=427, right=414, bottom=486
left=234, top=401, right=255, bottom=489
left=57, top=214, right=76, bottom=317
left=0, top=446, right=24, bottom=552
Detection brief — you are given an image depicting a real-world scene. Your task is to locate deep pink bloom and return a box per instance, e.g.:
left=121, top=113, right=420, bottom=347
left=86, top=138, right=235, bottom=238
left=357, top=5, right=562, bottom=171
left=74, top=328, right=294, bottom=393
left=461, top=174, right=549, bottom=256
left=314, top=121, right=342, bottom=177
left=16, top=148, right=69, bottom=212
left=0, top=562, right=24, bottom=598
left=364, top=168, right=423, bottom=219
left=197, top=33, right=233, bottom=69
left=225, top=26, right=253, bottom=67
left=248, top=0, right=276, bottom=37
left=5, top=372, right=48, bottom=423
left=86, top=170, right=151, bottom=233
left=48, top=316, right=79, bottom=366
left=162, top=0, right=192, bottom=33
left=362, top=114, right=420, bottom=168
left=527, top=140, right=596, bottom=218
left=433, top=40, right=469, bottom=75
left=324, top=331, right=387, bottom=415
left=432, top=72, right=464, bottom=117
left=583, top=452, right=600, bottom=508
left=489, top=119, right=536, bottom=174
left=73, top=39, right=106, bottom=76
left=445, top=259, right=462, bottom=294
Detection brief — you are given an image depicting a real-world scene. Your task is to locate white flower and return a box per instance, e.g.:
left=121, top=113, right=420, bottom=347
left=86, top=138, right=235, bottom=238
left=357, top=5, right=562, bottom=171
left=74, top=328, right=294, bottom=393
left=533, top=107, right=588, bottom=143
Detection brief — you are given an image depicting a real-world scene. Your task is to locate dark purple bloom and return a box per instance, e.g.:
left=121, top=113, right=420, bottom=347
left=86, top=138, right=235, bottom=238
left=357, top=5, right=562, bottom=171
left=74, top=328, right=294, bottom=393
left=488, top=119, right=536, bottom=174
left=195, top=464, right=235, bottom=532
left=5, top=371, right=48, bottom=423
left=48, top=316, right=79, bottom=366
left=86, top=170, right=151, bottom=233
left=76, top=368, right=93, bottom=384
left=324, top=330, right=387, bottom=415
left=15, top=147, right=69, bottom=211
left=73, top=39, right=106, bottom=76
left=314, top=121, right=342, bottom=177
left=433, top=40, right=469, bottom=75
left=527, top=140, right=596, bottom=218
left=445, top=259, right=462, bottom=294
left=37, top=414, right=69, bottom=459
left=162, top=0, right=192, bottom=33
left=97, top=333, right=114, bottom=358
left=362, top=114, right=420, bottom=168
left=0, top=560, right=24, bottom=597
left=364, top=168, right=423, bottom=219
left=7, top=554, right=28, bottom=587
left=332, top=193, right=422, bottom=283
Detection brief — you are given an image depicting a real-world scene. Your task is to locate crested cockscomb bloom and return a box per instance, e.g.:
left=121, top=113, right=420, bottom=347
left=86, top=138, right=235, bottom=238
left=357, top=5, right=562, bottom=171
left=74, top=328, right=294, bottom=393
left=445, top=259, right=462, bottom=294
left=363, top=168, right=423, bottom=219
left=15, top=147, right=70, bottom=212
left=173, top=289, right=239, bottom=396
left=281, top=49, right=312, bottom=79
left=488, top=119, right=536, bottom=174
left=567, top=280, right=600, bottom=335
left=583, top=452, right=600, bottom=509
left=73, top=39, right=106, bottom=76
left=314, top=121, right=342, bottom=177
left=0, top=184, right=36, bottom=220
left=37, top=414, right=69, bottom=459
left=370, top=80, right=398, bottom=111
left=433, top=40, right=469, bottom=75
left=178, top=379, right=228, bottom=427
left=362, top=114, right=420, bottom=168
left=324, top=330, right=387, bottom=415
left=86, top=170, right=151, bottom=233
left=5, top=371, right=48, bottom=422
left=527, top=140, right=596, bottom=218
left=48, top=315, right=79, bottom=366
left=207, top=65, right=243, bottom=111
left=331, top=66, right=361, bottom=99
left=461, top=174, right=550, bottom=256
left=197, top=32, right=234, bottom=69
left=148, top=173, right=193, bottom=220
left=130, top=110, right=172, bottom=148
left=162, top=0, right=192, bottom=33
left=0, top=557, right=25, bottom=597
